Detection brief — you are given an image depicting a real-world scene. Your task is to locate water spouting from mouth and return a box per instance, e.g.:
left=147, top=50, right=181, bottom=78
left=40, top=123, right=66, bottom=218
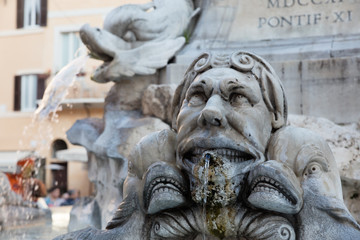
left=0, top=49, right=90, bottom=238
left=202, top=152, right=210, bottom=240
left=34, top=53, right=89, bottom=121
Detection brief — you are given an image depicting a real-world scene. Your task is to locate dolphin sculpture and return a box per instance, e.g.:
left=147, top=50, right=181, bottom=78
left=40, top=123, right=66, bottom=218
left=267, top=126, right=360, bottom=240
left=79, top=0, right=200, bottom=83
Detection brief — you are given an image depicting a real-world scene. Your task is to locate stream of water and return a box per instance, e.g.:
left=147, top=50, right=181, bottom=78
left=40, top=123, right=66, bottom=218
left=202, top=153, right=211, bottom=240
left=34, top=54, right=89, bottom=121
left=1, top=52, right=90, bottom=239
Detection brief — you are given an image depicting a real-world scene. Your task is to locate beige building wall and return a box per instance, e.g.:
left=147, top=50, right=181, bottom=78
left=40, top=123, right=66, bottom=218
left=0, top=0, right=149, bottom=196
left=67, top=161, right=92, bottom=197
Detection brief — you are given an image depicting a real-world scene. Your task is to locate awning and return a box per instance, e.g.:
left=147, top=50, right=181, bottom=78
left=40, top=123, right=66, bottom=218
left=0, top=151, right=32, bottom=172
left=60, top=98, right=104, bottom=109
left=37, top=98, right=105, bottom=110
left=46, top=164, right=65, bottom=170
left=55, top=147, right=88, bottom=162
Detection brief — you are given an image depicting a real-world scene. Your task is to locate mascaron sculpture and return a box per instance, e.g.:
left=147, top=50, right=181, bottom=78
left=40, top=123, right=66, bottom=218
left=57, top=51, right=360, bottom=240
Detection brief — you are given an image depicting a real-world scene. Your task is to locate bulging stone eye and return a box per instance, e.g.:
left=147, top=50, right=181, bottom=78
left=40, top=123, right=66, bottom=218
left=304, top=162, right=322, bottom=176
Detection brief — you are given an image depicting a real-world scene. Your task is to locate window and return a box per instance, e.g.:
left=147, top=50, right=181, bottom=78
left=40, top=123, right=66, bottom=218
left=59, top=32, right=84, bottom=70
left=51, top=139, right=68, bottom=158
left=17, top=0, right=47, bottom=29
left=14, top=74, right=46, bottom=111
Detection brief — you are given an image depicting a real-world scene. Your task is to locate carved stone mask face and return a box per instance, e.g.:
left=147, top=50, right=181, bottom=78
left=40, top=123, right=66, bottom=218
left=176, top=68, right=273, bottom=205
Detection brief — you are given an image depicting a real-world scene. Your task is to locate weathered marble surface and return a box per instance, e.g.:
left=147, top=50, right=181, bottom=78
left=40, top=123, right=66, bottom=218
left=80, top=0, right=199, bottom=83
left=142, top=84, right=177, bottom=125
left=66, top=110, right=169, bottom=229
left=57, top=51, right=360, bottom=239
left=288, top=114, right=360, bottom=224
left=169, top=1, right=360, bottom=124
left=64, top=0, right=200, bottom=227
left=142, top=80, right=360, bottom=223
left=268, top=126, right=360, bottom=239
left=65, top=76, right=172, bottom=229
left=192, top=0, right=360, bottom=42
left=55, top=1, right=360, bottom=236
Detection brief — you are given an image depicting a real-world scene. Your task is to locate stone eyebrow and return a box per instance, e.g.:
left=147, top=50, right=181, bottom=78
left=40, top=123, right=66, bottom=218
left=220, top=78, right=260, bottom=104
left=221, top=78, right=248, bottom=96
left=226, top=78, right=245, bottom=91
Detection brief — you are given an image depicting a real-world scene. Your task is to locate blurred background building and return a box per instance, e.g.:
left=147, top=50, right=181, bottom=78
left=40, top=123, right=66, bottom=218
left=0, top=0, right=146, bottom=196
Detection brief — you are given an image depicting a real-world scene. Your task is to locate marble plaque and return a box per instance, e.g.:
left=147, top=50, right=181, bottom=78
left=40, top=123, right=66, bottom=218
left=228, top=0, right=359, bottom=41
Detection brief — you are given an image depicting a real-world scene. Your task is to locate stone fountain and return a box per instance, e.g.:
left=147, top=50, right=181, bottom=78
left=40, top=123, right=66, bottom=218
left=56, top=0, right=360, bottom=239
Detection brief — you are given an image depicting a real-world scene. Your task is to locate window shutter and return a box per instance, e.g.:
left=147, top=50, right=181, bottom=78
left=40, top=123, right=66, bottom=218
left=40, top=0, right=47, bottom=27
left=37, top=74, right=47, bottom=100
left=16, top=0, right=24, bottom=29
left=14, top=76, right=21, bottom=111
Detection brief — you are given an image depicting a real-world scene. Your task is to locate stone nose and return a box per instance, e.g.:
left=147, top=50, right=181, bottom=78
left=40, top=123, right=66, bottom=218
left=197, top=95, right=227, bottom=127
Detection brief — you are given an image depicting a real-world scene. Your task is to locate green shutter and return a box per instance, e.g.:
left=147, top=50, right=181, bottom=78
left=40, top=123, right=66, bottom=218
left=16, top=0, right=24, bottom=29
left=40, top=0, right=47, bottom=27
left=14, top=76, right=21, bottom=111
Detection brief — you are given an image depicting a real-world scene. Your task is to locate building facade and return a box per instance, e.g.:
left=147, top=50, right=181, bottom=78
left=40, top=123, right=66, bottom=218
left=0, top=0, right=147, bottom=196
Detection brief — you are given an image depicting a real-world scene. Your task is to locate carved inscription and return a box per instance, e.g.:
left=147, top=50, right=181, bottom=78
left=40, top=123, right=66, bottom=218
left=267, top=0, right=343, bottom=8
left=259, top=0, right=352, bottom=28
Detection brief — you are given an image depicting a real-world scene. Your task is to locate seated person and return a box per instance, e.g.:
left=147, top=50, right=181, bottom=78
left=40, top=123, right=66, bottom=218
left=44, top=186, right=60, bottom=207
left=61, top=189, right=80, bottom=206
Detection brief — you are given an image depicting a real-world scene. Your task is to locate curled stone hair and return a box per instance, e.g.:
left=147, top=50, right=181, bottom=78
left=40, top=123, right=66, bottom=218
left=171, top=51, right=288, bottom=131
